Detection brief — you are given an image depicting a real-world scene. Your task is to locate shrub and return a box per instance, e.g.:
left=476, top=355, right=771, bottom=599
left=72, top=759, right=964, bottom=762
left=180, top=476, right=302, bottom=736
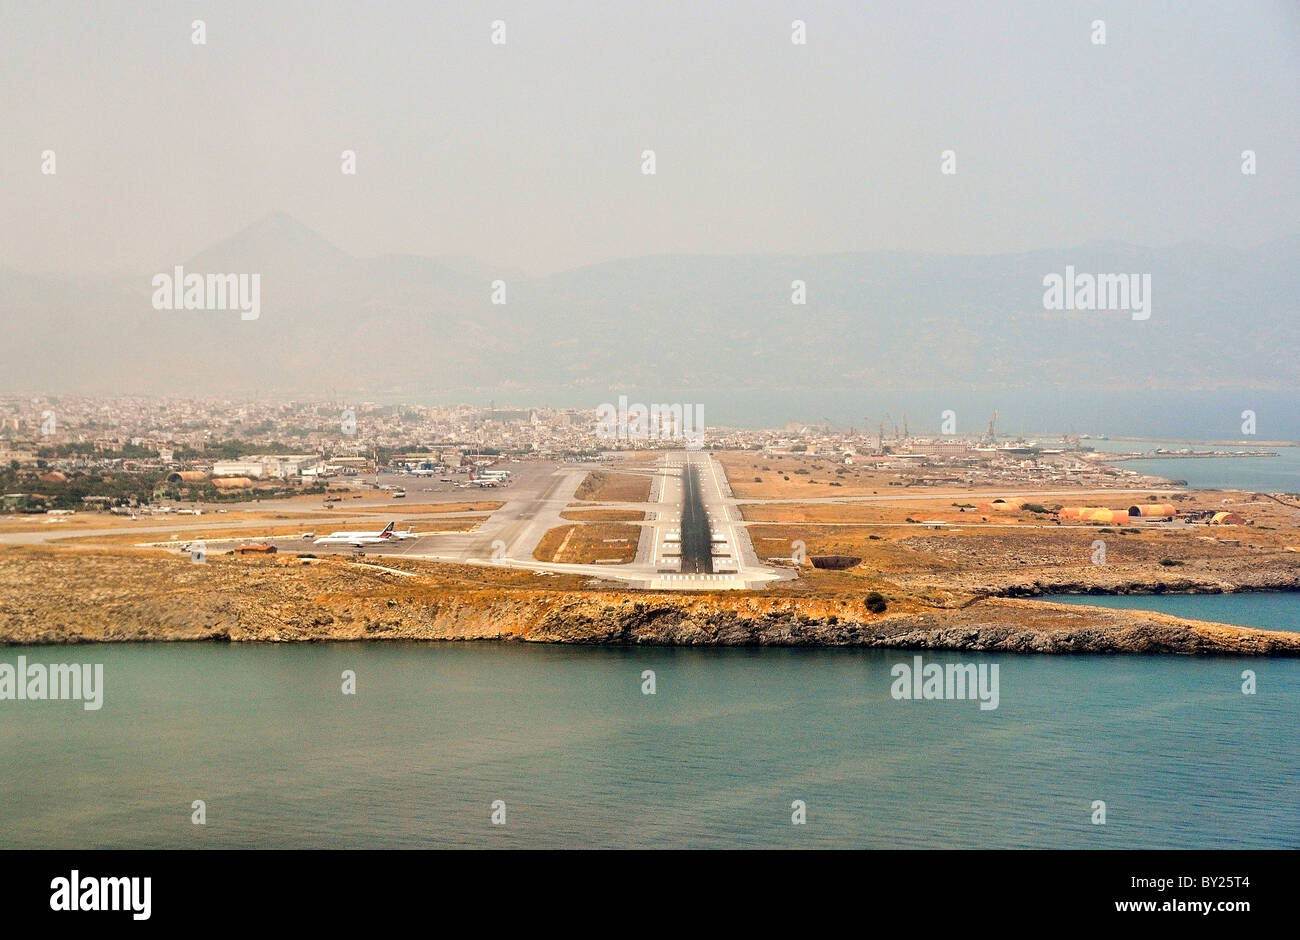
left=865, top=592, right=888, bottom=614
left=1159, top=558, right=1183, bottom=567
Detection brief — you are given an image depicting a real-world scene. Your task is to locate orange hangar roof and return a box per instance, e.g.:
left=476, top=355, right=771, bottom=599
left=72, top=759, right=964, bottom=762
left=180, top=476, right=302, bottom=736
left=1059, top=507, right=1130, bottom=522
left=1130, top=503, right=1177, bottom=517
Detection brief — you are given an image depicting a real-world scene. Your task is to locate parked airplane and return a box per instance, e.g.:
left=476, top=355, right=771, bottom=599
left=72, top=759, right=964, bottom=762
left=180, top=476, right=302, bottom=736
left=458, top=472, right=499, bottom=488
left=313, top=522, right=397, bottom=546
left=467, top=469, right=505, bottom=487
left=390, top=526, right=419, bottom=540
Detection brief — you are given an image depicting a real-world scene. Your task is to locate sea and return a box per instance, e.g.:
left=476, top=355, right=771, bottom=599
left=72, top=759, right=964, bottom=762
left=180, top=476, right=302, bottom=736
left=1083, top=439, right=1300, bottom=492
left=2, top=590, right=1296, bottom=850
left=3, top=429, right=1296, bottom=850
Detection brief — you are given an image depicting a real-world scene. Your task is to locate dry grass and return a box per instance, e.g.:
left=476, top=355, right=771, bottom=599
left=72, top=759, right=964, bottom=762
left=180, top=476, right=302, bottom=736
left=561, top=509, right=647, bottom=522
left=0, top=500, right=502, bottom=535
left=573, top=471, right=652, bottom=503
left=59, top=517, right=490, bottom=547
left=562, top=523, right=641, bottom=563
left=747, top=511, right=1300, bottom=603
left=1, top=543, right=1296, bottom=652
left=533, top=523, right=641, bottom=563
left=718, top=452, right=899, bottom=499
left=533, top=525, right=576, bottom=562
left=742, top=502, right=923, bottom=524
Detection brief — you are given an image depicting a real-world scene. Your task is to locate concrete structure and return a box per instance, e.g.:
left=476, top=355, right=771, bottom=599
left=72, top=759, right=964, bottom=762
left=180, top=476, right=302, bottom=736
left=1059, top=507, right=1131, bottom=523
left=166, top=471, right=208, bottom=484
left=979, top=498, right=1024, bottom=513
left=212, top=459, right=266, bottom=479
left=267, top=455, right=320, bottom=478
left=1130, top=503, right=1178, bottom=517
left=212, top=455, right=320, bottom=480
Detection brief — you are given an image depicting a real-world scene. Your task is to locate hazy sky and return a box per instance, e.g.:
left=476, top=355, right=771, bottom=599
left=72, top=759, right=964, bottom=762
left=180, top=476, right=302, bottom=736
left=2, top=0, right=1297, bottom=275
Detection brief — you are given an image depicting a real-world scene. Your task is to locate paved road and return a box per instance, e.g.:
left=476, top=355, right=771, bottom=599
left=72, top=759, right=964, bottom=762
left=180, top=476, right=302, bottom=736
left=2, top=456, right=791, bottom=591
left=679, top=462, right=714, bottom=574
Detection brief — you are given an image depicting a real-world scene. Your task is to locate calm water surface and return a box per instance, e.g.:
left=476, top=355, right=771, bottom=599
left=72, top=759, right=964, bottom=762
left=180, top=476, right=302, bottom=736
left=1041, top=591, right=1300, bottom=632
left=1086, top=439, right=1300, bottom=491
left=3, top=596, right=1296, bottom=849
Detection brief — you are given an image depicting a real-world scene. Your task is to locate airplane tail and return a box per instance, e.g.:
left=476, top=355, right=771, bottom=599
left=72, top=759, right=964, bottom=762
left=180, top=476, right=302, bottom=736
left=380, top=522, right=395, bottom=537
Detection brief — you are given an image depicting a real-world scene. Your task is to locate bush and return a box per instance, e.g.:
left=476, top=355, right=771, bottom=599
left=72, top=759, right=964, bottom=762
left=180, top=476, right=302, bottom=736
left=753, top=476, right=762, bottom=483
left=1159, top=558, right=1183, bottom=567
left=865, top=592, right=888, bottom=614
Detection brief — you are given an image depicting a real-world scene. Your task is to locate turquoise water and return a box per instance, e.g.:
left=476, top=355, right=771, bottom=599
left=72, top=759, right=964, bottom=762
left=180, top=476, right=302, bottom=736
left=1085, top=440, right=1300, bottom=492
left=1041, top=591, right=1300, bottom=632
left=2, top=616, right=1296, bottom=849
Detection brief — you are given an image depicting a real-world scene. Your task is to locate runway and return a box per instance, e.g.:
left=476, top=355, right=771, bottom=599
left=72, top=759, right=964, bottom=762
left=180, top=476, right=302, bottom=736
left=2, top=456, right=788, bottom=591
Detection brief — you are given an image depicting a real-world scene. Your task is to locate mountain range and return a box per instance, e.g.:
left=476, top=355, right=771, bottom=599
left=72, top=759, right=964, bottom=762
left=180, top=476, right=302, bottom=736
left=3, top=213, right=1297, bottom=403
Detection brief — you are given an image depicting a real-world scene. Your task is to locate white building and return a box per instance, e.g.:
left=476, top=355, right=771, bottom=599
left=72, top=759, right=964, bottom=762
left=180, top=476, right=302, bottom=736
left=212, top=459, right=267, bottom=479
left=212, top=454, right=321, bottom=480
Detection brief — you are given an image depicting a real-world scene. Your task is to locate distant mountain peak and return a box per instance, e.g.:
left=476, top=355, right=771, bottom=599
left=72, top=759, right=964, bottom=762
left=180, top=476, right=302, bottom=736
left=186, top=213, right=352, bottom=269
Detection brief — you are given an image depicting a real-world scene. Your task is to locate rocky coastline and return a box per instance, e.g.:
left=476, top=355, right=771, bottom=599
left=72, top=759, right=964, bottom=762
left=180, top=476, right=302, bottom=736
left=1, top=548, right=1296, bottom=655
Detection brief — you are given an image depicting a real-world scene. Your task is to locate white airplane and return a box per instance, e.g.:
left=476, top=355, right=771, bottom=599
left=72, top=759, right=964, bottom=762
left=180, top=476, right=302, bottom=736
left=468, top=469, right=506, bottom=486
left=314, top=522, right=397, bottom=547
left=390, top=526, right=419, bottom=541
